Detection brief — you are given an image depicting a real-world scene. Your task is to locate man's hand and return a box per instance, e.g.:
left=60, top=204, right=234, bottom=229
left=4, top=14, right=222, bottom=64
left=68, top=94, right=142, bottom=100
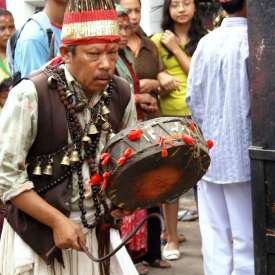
left=10, top=190, right=86, bottom=252
left=52, top=215, right=86, bottom=251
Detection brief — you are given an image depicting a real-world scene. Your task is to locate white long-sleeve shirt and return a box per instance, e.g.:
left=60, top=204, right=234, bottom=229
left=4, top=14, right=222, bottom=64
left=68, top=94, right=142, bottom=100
left=0, top=65, right=137, bottom=209
left=187, top=17, right=251, bottom=184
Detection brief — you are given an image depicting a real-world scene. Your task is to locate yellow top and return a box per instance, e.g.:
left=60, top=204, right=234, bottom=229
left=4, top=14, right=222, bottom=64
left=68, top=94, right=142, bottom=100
left=151, top=33, right=191, bottom=116
left=0, top=56, right=10, bottom=83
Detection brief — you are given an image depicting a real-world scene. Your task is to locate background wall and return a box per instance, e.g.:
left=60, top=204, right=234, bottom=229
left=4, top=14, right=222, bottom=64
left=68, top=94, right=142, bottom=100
left=6, top=0, right=164, bottom=35
left=140, top=0, right=164, bottom=36
left=6, top=0, right=43, bottom=27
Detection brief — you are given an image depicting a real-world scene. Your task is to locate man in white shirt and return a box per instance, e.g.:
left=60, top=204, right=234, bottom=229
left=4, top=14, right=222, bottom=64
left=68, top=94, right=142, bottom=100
left=187, top=0, right=254, bottom=274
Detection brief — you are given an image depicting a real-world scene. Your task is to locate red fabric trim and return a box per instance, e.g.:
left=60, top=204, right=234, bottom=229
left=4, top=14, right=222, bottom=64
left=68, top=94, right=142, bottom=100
left=61, top=35, right=120, bottom=46
left=121, top=55, right=144, bottom=120
left=49, top=56, right=63, bottom=66
left=63, top=10, right=117, bottom=24
left=51, top=21, right=62, bottom=30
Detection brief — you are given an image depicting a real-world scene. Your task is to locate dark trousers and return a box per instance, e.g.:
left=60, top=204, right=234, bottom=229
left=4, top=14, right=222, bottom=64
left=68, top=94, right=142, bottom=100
left=142, top=206, right=162, bottom=262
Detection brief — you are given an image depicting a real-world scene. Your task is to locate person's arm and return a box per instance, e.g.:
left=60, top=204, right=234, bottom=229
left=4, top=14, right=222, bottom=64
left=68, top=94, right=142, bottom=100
left=15, top=38, right=49, bottom=77
left=161, top=30, right=191, bottom=74
left=186, top=41, right=205, bottom=127
left=11, top=190, right=85, bottom=251
left=139, top=79, right=160, bottom=94
left=151, top=33, right=182, bottom=94
left=157, top=71, right=181, bottom=96
left=0, top=80, right=85, bottom=250
left=135, top=93, right=159, bottom=116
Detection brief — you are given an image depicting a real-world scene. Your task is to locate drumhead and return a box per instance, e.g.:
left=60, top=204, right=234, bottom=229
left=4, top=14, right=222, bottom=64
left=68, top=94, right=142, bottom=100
left=101, top=117, right=211, bottom=210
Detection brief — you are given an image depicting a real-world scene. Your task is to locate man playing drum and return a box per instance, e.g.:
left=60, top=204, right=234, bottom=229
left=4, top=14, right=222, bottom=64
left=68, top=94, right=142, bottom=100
left=0, top=0, right=138, bottom=274
left=187, top=0, right=254, bottom=274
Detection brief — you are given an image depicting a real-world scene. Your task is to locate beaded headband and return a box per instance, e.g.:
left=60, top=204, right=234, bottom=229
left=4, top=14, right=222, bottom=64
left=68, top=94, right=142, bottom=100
left=61, top=0, right=120, bottom=46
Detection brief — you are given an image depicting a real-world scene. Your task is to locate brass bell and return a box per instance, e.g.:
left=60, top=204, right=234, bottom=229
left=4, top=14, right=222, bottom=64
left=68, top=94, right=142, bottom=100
left=60, top=154, right=70, bottom=166
left=43, top=162, right=53, bottom=176
left=88, top=124, right=99, bottom=135
left=65, top=90, right=73, bottom=98
left=102, top=121, right=110, bottom=131
left=82, top=135, right=92, bottom=144
left=47, top=76, right=56, bottom=89
left=70, top=150, right=80, bottom=163
left=102, top=91, right=109, bottom=98
left=101, top=105, right=110, bottom=115
left=33, top=162, right=42, bottom=176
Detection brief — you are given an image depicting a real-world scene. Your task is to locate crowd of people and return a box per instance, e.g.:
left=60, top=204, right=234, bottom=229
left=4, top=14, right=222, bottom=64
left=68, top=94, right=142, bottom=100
left=0, top=0, right=255, bottom=275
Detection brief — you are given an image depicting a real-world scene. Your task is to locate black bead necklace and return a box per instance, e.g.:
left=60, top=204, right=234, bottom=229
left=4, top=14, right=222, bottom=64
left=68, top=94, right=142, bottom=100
left=45, top=65, right=113, bottom=229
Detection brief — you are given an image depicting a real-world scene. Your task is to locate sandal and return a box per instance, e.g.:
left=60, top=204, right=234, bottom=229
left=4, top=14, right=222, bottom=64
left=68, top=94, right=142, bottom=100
left=135, top=263, right=149, bottom=275
left=163, top=244, right=181, bottom=261
left=177, top=208, right=198, bottom=222
left=144, top=259, right=171, bottom=269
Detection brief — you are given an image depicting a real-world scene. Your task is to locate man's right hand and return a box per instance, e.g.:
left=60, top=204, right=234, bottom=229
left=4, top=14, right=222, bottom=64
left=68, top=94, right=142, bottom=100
left=10, top=190, right=87, bottom=252
left=52, top=216, right=86, bottom=251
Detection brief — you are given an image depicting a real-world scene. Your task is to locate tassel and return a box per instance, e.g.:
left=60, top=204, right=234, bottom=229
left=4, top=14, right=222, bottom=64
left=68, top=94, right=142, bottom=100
left=96, top=220, right=111, bottom=275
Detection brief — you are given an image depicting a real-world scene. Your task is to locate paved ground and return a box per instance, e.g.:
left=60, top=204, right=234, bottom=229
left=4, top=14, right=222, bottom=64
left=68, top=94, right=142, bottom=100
left=150, top=191, right=204, bottom=275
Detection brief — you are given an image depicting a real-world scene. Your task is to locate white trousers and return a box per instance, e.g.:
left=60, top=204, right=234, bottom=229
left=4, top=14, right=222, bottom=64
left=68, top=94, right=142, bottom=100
left=198, top=180, right=255, bottom=275
left=0, top=219, right=138, bottom=275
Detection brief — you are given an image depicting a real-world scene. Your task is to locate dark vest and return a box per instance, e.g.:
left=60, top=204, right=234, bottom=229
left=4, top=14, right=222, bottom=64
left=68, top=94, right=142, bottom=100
left=5, top=70, right=131, bottom=264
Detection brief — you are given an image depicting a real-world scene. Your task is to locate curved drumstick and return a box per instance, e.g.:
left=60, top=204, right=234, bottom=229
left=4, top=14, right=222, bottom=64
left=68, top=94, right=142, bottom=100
left=46, top=213, right=164, bottom=262
left=81, top=213, right=164, bottom=262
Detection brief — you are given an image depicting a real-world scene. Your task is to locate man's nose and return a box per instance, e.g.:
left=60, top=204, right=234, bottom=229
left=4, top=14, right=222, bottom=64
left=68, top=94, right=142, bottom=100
left=99, top=54, right=111, bottom=70
left=121, top=29, right=127, bottom=36
left=3, top=28, right=10, bottom=36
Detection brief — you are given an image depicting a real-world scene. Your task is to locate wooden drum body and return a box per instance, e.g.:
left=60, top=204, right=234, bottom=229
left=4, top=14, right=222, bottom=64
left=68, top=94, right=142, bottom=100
left=100, top=117, right=211, bottom=211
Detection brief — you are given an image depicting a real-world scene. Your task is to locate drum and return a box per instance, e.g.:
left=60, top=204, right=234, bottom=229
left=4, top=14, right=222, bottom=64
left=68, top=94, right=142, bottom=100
left=100, top=117, right=211, bottom=211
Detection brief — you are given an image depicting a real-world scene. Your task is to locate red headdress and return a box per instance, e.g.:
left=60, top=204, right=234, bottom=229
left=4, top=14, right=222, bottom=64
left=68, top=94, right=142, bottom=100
left=61, top=0, right=120, bottom=46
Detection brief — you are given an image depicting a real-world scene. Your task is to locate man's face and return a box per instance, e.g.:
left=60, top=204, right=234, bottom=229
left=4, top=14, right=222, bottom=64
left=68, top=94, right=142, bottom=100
left=61, top=43, right=119, bottom=94
left=0, top=15, right=15, bottom=49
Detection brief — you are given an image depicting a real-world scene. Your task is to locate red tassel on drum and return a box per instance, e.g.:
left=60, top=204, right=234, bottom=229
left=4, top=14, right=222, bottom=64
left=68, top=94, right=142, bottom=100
left=207, top=139, right=214, bottom=149
left=188, top=122, right=197, bottom=132
left=123, top=148, right=133, bottom=159
left=117, top=156, right=127, bottom=166
left=101, top=153, right=110, bottom=160
left=182, top=134, right=195, bottom=145
left=161, top=147, right=168, bottom=158
left=101, top=155, right=111, bottom=166
left=127, top=129, right=143, bottom=141
left=90, top=173, right=102, bottom=186
left=102, top=172, right=110, bottom=190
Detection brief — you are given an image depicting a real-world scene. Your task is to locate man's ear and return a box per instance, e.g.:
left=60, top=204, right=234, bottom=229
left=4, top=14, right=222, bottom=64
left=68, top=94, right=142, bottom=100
left=60, top=46, right=72, bottom=64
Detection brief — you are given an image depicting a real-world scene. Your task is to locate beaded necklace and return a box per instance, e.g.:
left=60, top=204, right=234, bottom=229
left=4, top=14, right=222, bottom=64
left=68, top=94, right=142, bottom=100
left=42, top=65, right=113, bottom=229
